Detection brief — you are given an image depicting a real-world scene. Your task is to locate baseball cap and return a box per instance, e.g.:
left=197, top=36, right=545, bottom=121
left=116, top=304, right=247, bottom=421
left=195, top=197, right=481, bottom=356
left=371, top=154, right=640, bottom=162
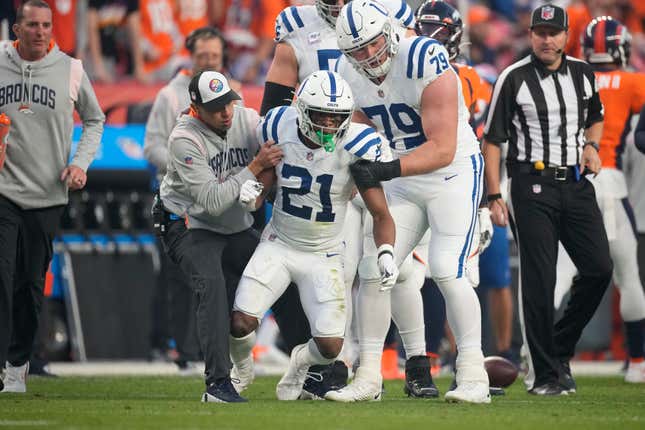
left=530, top=4, right=568, bottom=31
left=189, top=71, right=241, bottom=112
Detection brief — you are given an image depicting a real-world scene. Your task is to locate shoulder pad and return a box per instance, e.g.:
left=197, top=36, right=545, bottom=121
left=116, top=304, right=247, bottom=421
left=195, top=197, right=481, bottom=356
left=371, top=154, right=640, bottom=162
left=343, top=124, right=387, bottom=162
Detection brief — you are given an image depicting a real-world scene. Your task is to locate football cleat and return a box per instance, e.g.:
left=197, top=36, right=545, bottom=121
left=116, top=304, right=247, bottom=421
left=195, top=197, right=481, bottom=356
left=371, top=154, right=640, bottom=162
left=276, top=344, right=310, bottom=401
left=528, top=381, right=568, bottom=396
left=202, top=378, right=248, bottom=403
left=231, top=355, right=254, bottom=393
left=300, top=361, right=348, bottom=400
left=559, top=361, right=577, bottom=393
left=445, top=381, right=491, bottom=404
left=324, top=368, right=382, bottom=402
left=1, top=361, right=28, bottom=393
left=625, top=360, right=645, bottom=383
left=404, top=355, right=439, bottom=398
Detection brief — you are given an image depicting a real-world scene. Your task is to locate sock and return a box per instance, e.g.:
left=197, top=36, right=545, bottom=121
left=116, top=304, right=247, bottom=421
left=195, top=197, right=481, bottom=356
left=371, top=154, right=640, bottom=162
left=230, top=332, right=256, bottom=364
left=625, top=319, right=645, bottom=360
left=391, top=272, right=426, bottom=359
left=357, top=279, right=391, bottom=374
left=294, top=339, right=335, bottom=367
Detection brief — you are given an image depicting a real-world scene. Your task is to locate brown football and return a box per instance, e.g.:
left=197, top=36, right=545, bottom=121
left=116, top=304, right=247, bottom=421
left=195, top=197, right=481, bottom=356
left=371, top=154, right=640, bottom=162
left=484, top=356, right=519, bottom=388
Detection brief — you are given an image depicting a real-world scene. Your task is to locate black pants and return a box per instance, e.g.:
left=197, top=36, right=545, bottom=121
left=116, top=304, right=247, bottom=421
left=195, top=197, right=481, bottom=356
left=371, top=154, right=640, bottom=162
left=0, top=195, right=64, bottom=367
left=508, top=167, right=613, bottom=388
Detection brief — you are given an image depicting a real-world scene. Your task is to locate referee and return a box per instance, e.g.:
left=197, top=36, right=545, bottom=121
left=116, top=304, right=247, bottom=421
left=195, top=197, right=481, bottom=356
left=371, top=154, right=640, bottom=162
left=482, top=4, right=613, bottom=395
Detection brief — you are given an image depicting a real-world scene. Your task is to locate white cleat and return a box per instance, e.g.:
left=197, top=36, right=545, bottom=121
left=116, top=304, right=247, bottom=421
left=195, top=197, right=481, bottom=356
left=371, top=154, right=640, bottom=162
left=1, top=362, right=29, bottom=393
left=276, top=344, right=309, bottom=401
left=445, top=381, right=491, bottom=404
left=324, top=369, right=382, bottom=403
left=625, top=361, right=645, bottom=383
left=231, top=355, right=255, bottom=393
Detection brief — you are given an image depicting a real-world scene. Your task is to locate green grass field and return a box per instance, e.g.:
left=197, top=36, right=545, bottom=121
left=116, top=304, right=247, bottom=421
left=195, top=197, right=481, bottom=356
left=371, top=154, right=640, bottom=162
left=1, top=376, right=643, bottom=429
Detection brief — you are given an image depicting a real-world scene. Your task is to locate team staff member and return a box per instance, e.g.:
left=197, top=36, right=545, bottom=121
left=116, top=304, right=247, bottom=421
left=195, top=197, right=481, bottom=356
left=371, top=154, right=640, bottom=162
left=159, top=71, right=282, bottom=403
left=0, top=0, right=104, bottom=393
left=483, top=4, right=612, bottom=395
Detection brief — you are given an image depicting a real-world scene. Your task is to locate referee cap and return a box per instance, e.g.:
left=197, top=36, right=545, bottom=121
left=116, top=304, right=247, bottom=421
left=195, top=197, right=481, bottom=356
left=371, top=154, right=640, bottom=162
left=189, top=71, right=241, bottom=112
left=530, top=4, right=568, bottom=31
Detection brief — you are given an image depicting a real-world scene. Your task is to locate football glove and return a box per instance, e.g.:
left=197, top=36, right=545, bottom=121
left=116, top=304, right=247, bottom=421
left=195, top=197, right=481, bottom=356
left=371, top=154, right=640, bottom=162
left=478, top=207, right=494, bottom=253
left=239, top=180, right=264, bottom=211
left=377, top=244, right=399, bottom=291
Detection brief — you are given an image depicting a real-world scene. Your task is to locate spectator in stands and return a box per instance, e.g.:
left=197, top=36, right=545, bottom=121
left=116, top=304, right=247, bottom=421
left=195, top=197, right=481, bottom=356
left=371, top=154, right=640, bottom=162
left=87, top=0, right=147, bottom=83
left=139, top=0, right=186, bottom=82
left=213, top=0, right=288, bottom=84
left=0, top=0, right=104, bottom=393
left=43, top=0, right=77, bottom=55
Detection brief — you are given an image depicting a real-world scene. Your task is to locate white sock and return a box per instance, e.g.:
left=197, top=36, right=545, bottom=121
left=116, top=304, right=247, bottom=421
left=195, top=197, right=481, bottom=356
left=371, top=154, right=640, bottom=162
left=436, top=277, right=487, bottom=383
left=356, top=279, right=391, bottom=374
left=294, top=339, right=335, bottom=367
left=391, top=272, right=426, bottom=359
left=230, top=332, right=256, bottom=364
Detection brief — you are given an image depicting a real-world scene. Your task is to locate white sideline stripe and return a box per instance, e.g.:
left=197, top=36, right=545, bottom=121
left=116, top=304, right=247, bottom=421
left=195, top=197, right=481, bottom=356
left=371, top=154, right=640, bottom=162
left=48, top=361, right=289, bottom=376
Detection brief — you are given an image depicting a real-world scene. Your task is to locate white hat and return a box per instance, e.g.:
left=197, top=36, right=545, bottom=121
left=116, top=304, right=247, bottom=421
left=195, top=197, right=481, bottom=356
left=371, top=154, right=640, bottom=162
left=189, top=71, right=241, bottom=112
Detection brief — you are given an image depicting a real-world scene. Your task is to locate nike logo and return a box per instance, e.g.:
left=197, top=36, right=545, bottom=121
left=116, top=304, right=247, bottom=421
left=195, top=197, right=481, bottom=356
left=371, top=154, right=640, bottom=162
left=444, top=174, right=458, bottom=181
left=326, top=253, right=340, bottom=258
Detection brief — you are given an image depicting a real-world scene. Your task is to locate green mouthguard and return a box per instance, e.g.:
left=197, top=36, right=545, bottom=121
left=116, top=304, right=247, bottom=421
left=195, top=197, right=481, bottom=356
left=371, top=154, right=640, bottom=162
left=316, top=130, right=336, bottom=152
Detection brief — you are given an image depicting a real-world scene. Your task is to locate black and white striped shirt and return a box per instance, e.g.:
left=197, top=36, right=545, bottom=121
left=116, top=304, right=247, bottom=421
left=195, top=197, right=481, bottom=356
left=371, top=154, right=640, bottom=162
left=484, top=54, right=604, bottom=166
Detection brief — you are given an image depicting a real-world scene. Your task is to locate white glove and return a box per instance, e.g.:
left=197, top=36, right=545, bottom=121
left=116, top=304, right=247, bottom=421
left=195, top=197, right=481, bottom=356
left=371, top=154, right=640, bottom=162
left=478, top=207, right=494, bottom=253
left=377, top=244, right=399, bottom=291
left=239, top=180, right=263, bottom=211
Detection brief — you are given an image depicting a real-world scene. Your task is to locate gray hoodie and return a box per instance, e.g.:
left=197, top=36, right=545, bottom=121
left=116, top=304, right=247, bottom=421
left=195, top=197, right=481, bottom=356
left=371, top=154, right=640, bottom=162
left=0, top=41, right=104, bottom=209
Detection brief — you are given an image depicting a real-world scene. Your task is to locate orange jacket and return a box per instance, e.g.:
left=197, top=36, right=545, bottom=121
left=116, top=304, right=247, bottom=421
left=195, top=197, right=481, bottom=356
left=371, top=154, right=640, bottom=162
left=594, top=69, right=645, bottom=168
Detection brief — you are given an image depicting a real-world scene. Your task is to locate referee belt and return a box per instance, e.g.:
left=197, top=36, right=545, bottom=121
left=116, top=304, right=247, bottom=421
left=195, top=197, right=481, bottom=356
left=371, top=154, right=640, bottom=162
left=511, top=163, right=579, bottom=182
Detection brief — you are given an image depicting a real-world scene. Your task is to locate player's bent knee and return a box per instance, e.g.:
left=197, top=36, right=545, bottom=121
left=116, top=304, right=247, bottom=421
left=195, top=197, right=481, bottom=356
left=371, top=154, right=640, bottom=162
left=358, top=256, right=381, bottom=281
left=230, top=311, right=258, bottom=338
left=314, top=337, right=344, bottom=359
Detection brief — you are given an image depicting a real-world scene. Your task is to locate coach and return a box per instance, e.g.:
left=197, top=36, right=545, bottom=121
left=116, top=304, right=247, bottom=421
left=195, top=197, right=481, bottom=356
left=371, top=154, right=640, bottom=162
left=482, top=4, right=612, bottom=395
left=0, top=0, right=104, bottom=393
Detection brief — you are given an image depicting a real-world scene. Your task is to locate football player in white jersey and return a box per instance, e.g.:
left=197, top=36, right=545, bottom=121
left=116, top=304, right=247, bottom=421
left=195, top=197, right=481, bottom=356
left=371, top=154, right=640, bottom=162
left=261, top=0, right=440, bottom=400
left=228, top=71, right=398, bottom=401
left=325, top=0, right=490, bottom=404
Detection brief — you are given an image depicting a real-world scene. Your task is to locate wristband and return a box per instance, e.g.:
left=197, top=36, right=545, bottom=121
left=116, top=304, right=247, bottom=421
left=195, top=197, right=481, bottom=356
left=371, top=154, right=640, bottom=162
left=487, top=193, right=502, bottom=202
left=377, top=244, right=394, bottom=258
left=583, top=141, right=599, bottom=152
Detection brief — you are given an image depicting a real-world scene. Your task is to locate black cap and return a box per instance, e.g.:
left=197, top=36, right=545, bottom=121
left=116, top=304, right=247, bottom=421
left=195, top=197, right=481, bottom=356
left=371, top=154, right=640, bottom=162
left=189, top=71, right=241, bottom=112
left=530, top=4, right=568, bottom=31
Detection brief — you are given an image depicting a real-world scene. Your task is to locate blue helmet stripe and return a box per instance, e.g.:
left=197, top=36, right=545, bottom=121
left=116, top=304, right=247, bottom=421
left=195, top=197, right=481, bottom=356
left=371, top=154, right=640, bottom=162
left=406, top=37, right=424, bottom=78
left=290, top=6, right=304, bottom=28
left=369, top=2, right=388, bottom=16
left=280, top=11, right=294, bottom=33
left=402, top=9, right=414, bottom=26
left=347, top=2, right=359, bottom=38
left=344, top=128, right=373, bottom=151
left=395, top=1, right=407, bottom=18
left=327, top=72, right=337, bottom=102
left=271, top=106, right=288, bottom=144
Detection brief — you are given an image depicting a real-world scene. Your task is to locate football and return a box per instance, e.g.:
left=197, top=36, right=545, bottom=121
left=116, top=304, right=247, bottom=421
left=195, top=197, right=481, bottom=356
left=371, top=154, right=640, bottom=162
left=484, top=356, right=519, bottom=388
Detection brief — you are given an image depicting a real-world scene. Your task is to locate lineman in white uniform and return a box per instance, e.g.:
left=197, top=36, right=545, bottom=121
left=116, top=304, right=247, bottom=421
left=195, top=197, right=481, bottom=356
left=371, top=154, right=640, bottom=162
left=228, top=71, right=398, bottom=400
left=326, top=0, right=490, bottom=403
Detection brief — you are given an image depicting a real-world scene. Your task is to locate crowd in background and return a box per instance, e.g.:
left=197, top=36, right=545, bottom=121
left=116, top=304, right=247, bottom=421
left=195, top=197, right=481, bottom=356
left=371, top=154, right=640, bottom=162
left=1, top=0, right=644, bottom=86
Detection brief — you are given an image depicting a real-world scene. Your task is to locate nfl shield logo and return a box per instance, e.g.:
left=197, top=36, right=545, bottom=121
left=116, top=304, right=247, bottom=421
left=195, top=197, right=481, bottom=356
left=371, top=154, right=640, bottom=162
left=541, top=6, right=554, bottom=20
left=307, top=152, right=314, bottom=161
left=532, top=184, right=542, bottom=194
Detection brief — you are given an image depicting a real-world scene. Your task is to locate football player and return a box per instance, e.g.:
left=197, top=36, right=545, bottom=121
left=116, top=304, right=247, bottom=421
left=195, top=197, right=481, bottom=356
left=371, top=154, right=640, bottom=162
left=326, top=0, right=490, bottom=403
left=228, top=71, right=398, bottom=400
left=555, top=16, right=645, bottom=384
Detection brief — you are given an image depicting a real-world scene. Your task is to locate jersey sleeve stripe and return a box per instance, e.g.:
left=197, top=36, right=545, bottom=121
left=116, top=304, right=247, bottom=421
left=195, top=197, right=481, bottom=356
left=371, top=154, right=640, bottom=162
left=328, top=72, right=337, bottom=102
left=417, top=39, right=439, bottom=78
left=290, top=6, right=304, bottom=28
left=280, top=11, right=294, bottom=33
left=271, top=106, right=289, bottom=144
left=353, top=137, right=381, bottom=157
left=262, top=109, right=275, bottom=142
left=407, top=37, right=425, bottom=78
left=347, top=2, right=360, bottom=38
left=402, top=9, right=414, bottom=27
left=344, top=128, right=373, bottom=151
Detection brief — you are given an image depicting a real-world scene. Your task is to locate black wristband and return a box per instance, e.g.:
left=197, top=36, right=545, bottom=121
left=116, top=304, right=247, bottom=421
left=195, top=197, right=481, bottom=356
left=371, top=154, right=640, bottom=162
left=487, top=193, right=502, bottom=202
left=377, top=249, right=393, bottom=258
left=260, top=81, right=295, bottom=116
left=583, top=141, right=599, bottom=152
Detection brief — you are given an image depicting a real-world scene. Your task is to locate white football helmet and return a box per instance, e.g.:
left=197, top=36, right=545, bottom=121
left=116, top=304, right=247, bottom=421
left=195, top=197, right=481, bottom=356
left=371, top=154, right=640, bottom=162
left=295, top=71, right=354, bottom=152
left=336, top=0, right=399, bottom=78
left=316, top=0, right=350, bottom=28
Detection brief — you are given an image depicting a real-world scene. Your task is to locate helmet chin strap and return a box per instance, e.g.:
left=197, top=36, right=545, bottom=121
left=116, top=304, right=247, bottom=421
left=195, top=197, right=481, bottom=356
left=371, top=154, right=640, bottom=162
left=315, top=130, right=336, bottom=152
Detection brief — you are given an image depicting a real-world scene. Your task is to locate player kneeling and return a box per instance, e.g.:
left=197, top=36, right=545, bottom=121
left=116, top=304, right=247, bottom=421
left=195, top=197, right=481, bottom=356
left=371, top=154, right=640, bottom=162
left=228, top=71, right=398, bottom=400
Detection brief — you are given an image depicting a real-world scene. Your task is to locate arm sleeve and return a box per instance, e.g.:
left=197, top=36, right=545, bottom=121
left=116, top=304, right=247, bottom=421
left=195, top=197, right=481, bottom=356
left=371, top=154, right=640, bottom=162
left=170, top=137, right=257, bottom=217
left=483, top=69, right=515, bottom=145
left=584, top=68, right=604, bottom=128
left=144, top=88, right=177, bottom=174
left=72, top=67, right=105, bottom=171
left=635, top=104, right=645, bottom=154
